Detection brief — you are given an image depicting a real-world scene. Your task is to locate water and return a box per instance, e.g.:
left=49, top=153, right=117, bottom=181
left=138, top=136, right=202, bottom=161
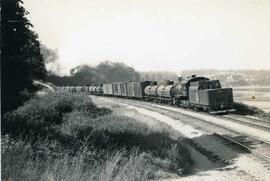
left=232, top=86, right=270, bottom=113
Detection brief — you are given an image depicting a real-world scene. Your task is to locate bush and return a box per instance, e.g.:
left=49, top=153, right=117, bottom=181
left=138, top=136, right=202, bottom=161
left=233, top=102, right=263, bottom=115
left=2, top=92, right=192, bottom=180
left=2, top=92, right=111, bottom=137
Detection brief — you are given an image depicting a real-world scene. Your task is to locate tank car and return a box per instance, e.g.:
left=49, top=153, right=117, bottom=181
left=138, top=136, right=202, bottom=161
left=80, top=86, right=87, bottom=92
left=96, top=85, right=103, bottom=95
left=156, top=80, right=174, bottom=103
left=70, top=86, right=76, bottom=92
left=75, top=86, right=82, bottom=92
left=144, top=81, right=158, bottom=101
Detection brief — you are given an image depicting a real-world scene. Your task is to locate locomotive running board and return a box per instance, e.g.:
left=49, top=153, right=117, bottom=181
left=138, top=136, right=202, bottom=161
left=209, top=109, right=236, bottom=115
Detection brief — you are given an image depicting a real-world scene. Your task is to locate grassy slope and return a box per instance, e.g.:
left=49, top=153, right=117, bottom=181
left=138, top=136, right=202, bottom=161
left=1, top=92, right=192, bottom=181
left=233, top=102, right=270, bottom=121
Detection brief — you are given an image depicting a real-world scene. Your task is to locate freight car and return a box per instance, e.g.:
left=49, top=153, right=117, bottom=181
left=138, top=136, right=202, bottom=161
left=58, top=75, right=234, bottom=114
left=120, top=82, right=128, bottom=97
left=133, top=81, right=151, bottom=99
left=112, top=82, right=122, bottom=96
left=103, top=83, right=114, bottom=96
left=94, top=85, right=103, bottom=95
left=127, top=82, right=135, bottom=98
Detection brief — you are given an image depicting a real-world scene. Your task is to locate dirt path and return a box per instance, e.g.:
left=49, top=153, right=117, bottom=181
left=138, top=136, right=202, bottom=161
left=91, top=96, right=270, bottom=181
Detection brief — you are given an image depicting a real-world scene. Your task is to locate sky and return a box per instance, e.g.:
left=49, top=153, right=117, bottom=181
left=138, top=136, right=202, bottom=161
left=24, top=0, right=270, bottom=74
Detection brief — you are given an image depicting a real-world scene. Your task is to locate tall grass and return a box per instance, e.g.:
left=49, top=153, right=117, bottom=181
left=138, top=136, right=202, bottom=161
left=2, top=136, right=154, bottom=181
left=2, top=92, right=192, bottom=180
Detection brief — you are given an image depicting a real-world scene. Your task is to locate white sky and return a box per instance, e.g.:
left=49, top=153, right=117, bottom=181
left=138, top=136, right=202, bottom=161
left=24, top=0, right=270, bottom=74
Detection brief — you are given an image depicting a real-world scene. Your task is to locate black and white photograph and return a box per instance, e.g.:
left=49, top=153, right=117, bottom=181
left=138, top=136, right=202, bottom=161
left=1, top=0, right=270, bottom=180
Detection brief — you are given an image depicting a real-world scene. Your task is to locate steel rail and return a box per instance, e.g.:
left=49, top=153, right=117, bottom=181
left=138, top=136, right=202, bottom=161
left=112, top=97, right=270, bottom=163
left=214, top=133, right=270, bottom=163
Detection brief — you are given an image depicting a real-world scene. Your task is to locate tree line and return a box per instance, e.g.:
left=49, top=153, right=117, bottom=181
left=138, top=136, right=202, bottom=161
left=46, top=61, right=140, bottom=86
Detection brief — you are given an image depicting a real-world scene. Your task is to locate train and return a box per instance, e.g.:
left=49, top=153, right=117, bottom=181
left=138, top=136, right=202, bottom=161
left=57, top=75, right=235, bottom=114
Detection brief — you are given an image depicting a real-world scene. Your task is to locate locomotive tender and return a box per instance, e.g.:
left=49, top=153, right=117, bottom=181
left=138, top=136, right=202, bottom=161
left=57, top=75, right=235, bottom=114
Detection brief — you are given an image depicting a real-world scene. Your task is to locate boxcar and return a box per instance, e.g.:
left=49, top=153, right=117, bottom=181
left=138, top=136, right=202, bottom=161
left=127, top=82, right=135, bottom=97
left=103, top=83, right=114, bottom=96
left=133, top=81, right=151, bottom=99
left=112, top=83, right=122, bottom=96
left=120, top=82, right=128, bottom=97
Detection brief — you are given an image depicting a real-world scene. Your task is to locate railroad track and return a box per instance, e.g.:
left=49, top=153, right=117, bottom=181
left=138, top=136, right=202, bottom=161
left=105, top=97, right=270, bottom=163
left=214, top=133, right=270, bottom=163
left=223, top=114, right=270, bottom=129
left=221, top=117, right=270, bottom=133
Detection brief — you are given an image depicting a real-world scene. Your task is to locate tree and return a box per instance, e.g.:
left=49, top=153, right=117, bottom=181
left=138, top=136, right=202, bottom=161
left=46, top=61, right=141, bottom=86
left=1, top=0, right=46, bottom=113
left=96, top=61, right=140, bottom=82
left=70, top=65, right=100, bottom=85
left=40, top=44, right=60, bottom=73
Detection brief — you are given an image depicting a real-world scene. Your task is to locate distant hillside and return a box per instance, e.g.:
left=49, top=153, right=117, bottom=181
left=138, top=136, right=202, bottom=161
left=140, top=70, right=270, bottom=87
left=140, top=71, right=178, bottom=82
left=180, top=70, right=270, bottom=87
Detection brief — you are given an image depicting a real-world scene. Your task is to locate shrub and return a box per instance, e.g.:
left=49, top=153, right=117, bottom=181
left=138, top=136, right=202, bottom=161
left=2, top=92, right=192, bottom=180
left=2, top=92, right=111, bottom=138
left=233, top=102, right=263, bottom=115
left=233, top=102, right=270, bottom=121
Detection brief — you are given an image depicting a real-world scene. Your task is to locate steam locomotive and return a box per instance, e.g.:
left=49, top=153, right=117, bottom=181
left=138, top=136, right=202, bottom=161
left=57, top=75, right=235, bottom=114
